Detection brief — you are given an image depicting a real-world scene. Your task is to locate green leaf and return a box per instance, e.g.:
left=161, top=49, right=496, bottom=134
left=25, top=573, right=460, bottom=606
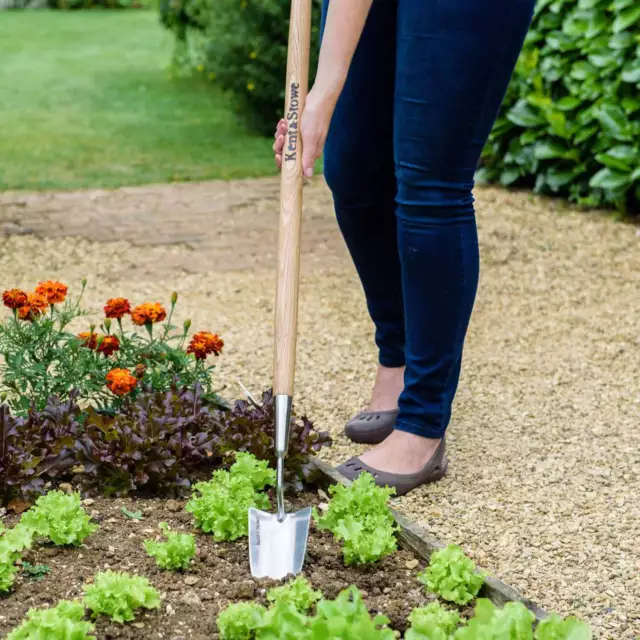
left=556, top=96, right=581, bottom=111
left=121, top=507, right=143, bottom=521
left=574, top=125, right=598, bottom=144
left=534, top=140, right=572, bottom=159
left=507, top=100, right=546, bottom=127
left=612, top=4, right=640, bottom=33
left=621, top=61, right=640, bottom=84
left=608, top=32, right=634, bottom=49
left=595, top=104, right=631, bottom=139
left=570, top=61, right=597, bottom=80
left=589, top=168, right=632, bottom=189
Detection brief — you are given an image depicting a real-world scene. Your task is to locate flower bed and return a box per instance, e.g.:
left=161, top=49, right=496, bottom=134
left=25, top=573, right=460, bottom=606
left=0, top=280, right=593, bottom=639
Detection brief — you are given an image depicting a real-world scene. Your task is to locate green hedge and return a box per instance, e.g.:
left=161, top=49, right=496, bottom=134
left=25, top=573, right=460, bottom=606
left=480, top=0, right=640, bottom=212
left=161, top=0, right=321, bottom=135
left=162, top=0, right=639, bottom=211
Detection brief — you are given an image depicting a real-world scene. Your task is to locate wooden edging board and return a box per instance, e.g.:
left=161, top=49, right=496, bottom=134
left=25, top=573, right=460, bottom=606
left=311, top=458, right=548, bottom=623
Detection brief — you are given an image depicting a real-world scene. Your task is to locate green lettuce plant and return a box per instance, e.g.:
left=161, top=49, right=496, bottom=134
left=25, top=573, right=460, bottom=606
left=418, top=544, right=485, bottom=605
left=217, top=602, right=267, bottom=640
left=454, top=599, right=535, bottom=639
left=6, top=600, right=95, bottom=640
left=83, top=571, right=160, bottom=623
left=405, top=602, right=462, bottom=640
left=186, top=452, right=275, bottom=540
left=267, top=576, right=322, bottom=613
left=21, top=491, right=97, bottom=546
left=144, top=522, right=196, bottom=570
left=314, top=473, right=397, bottom=565
left=0, top=522, right=33, bottom=593
left=307, top=586, right=395, bottom=640
left=534, top=613, right=592, bottom=639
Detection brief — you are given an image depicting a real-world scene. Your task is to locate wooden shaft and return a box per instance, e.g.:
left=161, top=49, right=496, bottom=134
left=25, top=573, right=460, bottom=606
left=274, top=0, right=312, bottom=397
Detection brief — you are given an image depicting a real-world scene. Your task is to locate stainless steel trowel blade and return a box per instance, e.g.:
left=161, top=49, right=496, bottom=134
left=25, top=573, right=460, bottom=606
left=248, top=506, right=312, bottom=580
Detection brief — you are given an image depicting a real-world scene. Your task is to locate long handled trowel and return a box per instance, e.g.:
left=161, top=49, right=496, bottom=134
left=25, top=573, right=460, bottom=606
left=248, top=0, right=313, bottom=581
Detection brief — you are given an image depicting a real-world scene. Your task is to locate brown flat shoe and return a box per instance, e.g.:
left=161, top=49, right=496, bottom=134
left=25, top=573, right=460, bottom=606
left=336, top=438, right=448, bottom=496
left=344, top=409, right=398, bottom=444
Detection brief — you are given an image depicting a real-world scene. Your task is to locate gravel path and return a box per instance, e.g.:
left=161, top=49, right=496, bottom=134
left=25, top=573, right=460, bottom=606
left=1, top=179, right=638, bottom=638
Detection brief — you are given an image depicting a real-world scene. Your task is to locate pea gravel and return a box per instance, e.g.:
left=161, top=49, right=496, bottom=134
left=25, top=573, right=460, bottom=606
left=0, top=179, right=638, bottom=639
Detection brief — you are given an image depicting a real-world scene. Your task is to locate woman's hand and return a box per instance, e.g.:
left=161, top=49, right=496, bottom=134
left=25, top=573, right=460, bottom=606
left=272, top=88, right=335, bottom=178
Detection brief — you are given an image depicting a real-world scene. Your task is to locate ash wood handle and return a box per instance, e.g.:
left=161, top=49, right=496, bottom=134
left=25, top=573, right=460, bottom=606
left=273, top=0, right=312, bottom=397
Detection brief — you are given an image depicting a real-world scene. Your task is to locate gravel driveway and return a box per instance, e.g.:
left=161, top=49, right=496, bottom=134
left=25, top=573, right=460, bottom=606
left=1, top=178, right=638, bottom=638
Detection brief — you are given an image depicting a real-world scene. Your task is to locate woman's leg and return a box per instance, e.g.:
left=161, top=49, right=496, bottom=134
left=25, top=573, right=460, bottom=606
left=360, top=0, right=535, bottom=473
left=322, top=0, right=406, bottom=404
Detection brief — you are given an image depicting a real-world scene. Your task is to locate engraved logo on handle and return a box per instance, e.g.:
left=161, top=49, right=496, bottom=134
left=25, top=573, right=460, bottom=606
left=285, top=82, right=300, bottom=163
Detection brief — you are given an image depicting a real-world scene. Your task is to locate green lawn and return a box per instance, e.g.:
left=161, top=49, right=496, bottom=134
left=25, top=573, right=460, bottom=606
left=0, top=10, right=276, bottom=191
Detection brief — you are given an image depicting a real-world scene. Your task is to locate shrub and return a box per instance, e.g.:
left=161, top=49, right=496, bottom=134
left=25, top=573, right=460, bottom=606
left=144, top=522, right=196, bottom=570
left=84, top=571, right=160, bottom=623
left=161, top=0, right=323, bottom=135
left=186, top=452, right=275, bottom=540
left=418, top=544, right=485, bottom=606
left=0, top=282, right=225, bottom=414
left=480, top=0, right=640, bottom=213
left=20, top=490, right=97, bottom=546
left=6, top=600, right=95, bottom=640
left=314, top=473, right=397, bottom=565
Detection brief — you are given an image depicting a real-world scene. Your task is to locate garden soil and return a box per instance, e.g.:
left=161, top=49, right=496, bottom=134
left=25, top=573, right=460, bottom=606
left=0, top=178, right=639, bottom=639
left=0, top=492, right=441, bottom=639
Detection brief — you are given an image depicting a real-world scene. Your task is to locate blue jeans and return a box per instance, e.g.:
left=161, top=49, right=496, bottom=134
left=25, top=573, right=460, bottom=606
left=321, top=0, right=534, bottom=439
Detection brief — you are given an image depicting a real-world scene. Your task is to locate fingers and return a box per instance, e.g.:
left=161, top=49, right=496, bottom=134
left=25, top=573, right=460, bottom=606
left=273, top=119, right=287, bottom=169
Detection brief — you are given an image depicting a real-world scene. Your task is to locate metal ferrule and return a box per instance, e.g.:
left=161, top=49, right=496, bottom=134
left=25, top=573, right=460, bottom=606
left=275, top=394, right=292, bottom=456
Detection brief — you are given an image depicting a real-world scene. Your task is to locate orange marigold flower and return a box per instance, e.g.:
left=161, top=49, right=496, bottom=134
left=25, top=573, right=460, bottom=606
left=2, top=289, right=28, bottom=310
left=104, top=297, right=131, bottom=319
left=97, top=335, right=120, bottom=357
left=35, top=280, right=68, bottom=305
left=78, top=331, right=99, bottom=350
left=106, top=368, right=137, bottom=396
left=187, top=331, right=224, bottom=360
left=131, top=302, right=167, bottom=326
left=17, top=293, right=48, bottom=321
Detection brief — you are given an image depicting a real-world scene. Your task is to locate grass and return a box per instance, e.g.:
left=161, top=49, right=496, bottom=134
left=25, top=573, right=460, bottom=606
left=0, top=10, right=276, bottom=191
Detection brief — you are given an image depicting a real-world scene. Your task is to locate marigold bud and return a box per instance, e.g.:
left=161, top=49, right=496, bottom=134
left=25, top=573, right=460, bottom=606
left=183, top=318, right=192, bottom=331
left=81, top=278, right=87, bottom=287
left=104, top=318, right=112, bottom=332
left=171, top=291, right=178, bottom=305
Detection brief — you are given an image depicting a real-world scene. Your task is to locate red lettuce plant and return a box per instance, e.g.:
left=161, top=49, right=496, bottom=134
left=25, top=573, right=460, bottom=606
left=0, top=394, right=81, bottom=504
left=1, top=384, right=331, bottom=503
left=215, top=389, right=332, bottom=490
